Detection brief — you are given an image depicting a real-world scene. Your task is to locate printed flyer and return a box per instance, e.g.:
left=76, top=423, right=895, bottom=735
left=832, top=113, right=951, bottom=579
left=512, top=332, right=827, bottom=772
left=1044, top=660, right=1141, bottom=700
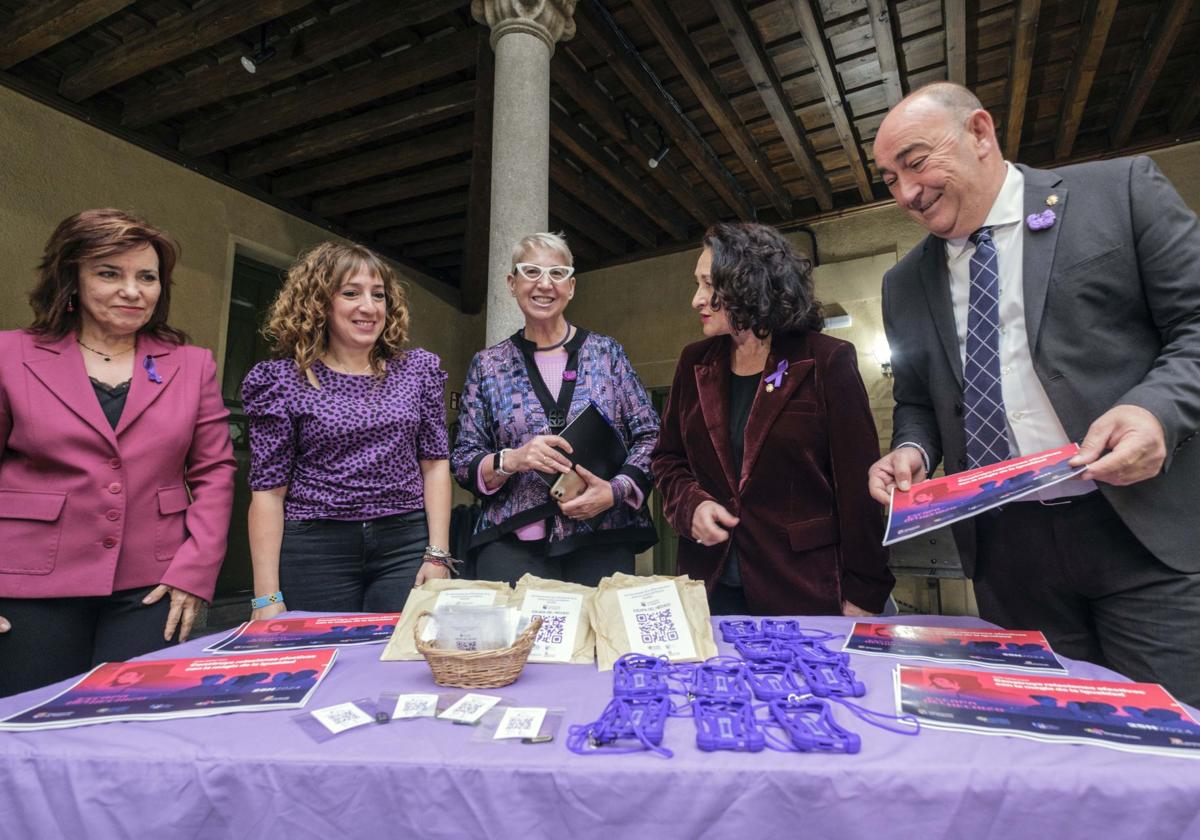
left=205, top=613, right=400, bottom=653
left=0, top=650, right=336, bottom=731
left=845, top=623, right=1067, bottom=673
left=884, top=444, right=1086, bottom=545
left=895, top=665, right=1200, bottom=758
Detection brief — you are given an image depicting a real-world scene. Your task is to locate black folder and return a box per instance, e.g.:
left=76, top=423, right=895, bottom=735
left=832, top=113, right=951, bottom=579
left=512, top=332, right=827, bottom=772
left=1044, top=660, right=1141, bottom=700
left=535, top=401, right=628, bottom=486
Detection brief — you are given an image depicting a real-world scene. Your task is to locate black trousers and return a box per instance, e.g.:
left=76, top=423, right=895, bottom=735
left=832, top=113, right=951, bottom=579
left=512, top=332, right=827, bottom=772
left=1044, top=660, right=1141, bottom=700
left=279, top=511, right=428, bottom=613
left=709, top=583, right=751, bottom=616
left=0, top=586, right=172, bottom=698
left=474, top=536, right=635, bottom=587
left=973, top=493, right=1200, bottom=707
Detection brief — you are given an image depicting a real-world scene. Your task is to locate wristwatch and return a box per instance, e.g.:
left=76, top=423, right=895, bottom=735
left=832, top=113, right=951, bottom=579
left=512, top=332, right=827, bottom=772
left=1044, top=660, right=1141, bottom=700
left=250, top=591, right=284, bottom=610
left=494, top=449, right=515, bottom=476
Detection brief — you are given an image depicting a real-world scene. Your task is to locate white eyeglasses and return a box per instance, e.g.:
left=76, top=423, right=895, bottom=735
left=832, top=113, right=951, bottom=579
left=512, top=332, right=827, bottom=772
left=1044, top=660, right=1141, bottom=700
left=514, top=263, right=575, bottom=283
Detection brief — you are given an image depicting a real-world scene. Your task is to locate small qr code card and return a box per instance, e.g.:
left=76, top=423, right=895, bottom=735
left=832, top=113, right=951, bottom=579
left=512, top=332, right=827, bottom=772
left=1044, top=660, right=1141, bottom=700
left=311, top=701, right=375, bottom=734
left=493, top=707, right=547, bottom=740
left=392, top=693, right=439, bottom=719
left=438, top=693, right=501, bottom=724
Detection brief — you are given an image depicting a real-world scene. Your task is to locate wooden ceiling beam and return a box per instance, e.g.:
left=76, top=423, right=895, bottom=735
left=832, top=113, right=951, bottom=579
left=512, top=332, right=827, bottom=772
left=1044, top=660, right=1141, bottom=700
left=1053, top=0, right=1119, bottom=160
left=462, top=30, right=492, bottom=315
left=943, top=0, right=967, bottom=85
left=0, top=0, right=135, bottom=69
left=551, top=54, right=716, bottom=227
left=271, top=123, right=473, bottom=198
left=786, top=1, right=874, bottom=202
left=179, top=27, right=476, bottom=156
left=865, top=0, right=904, bottom=108
left=575, top=0, right=756, bottom=220
left=1002, top=0, right=1041, bottom=161
left=311, top=163, right=471, bottom=217
left=550, top=114, right=690, bottom=241
left=628, top=0, right=793, bottom=218
left=1110, top=0, right=1197, bottom=149
left=710, top=0, right=832, bottom=210
left=378, top=218, right=466, bottom=248
left=550, top=187, right=629, bottom=255
left=406, top=236, right=464, bottom=259
left=550, top=155, right=657, bottom=248
left=229, top=82, right=475, bottom=178
left=122, top=0, right=468, bottom=127
left=1169, top=79, right=1200, bottom=137
left=550, top=223, right=602, bottom=266
left=59, top=0, right=312, bottom=101
left=346, top=193, right=468, bottom=233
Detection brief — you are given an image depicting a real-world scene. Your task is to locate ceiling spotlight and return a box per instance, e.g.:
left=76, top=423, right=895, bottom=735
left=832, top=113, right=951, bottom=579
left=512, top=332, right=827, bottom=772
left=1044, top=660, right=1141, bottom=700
left=647, top=143, right=670, bottom=168
left=240, top=24, right=276, bottom=74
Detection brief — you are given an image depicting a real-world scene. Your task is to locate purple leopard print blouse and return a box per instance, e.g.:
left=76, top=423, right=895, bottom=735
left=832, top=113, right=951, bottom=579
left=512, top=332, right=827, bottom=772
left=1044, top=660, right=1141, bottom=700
left=243, top=349, right=449, bottom=521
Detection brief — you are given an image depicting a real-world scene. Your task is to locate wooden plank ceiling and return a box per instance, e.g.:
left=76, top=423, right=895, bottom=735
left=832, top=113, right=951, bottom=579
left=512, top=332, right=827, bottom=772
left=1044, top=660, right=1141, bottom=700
left=1, top=0, right=1198, bottom=311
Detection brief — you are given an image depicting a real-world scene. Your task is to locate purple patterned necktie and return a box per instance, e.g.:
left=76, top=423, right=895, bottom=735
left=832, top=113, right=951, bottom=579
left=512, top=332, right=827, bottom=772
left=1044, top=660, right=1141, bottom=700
left=963, top=227, right=1010, bottom=469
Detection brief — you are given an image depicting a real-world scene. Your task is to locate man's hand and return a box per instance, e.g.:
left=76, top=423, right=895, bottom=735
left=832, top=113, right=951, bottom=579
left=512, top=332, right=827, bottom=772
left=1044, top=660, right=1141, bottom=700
left=1069, top=404, right=1167, bottom=486
left=691, top=500, right=739, bottom=547
left=867, top=446, right=928, bottom=505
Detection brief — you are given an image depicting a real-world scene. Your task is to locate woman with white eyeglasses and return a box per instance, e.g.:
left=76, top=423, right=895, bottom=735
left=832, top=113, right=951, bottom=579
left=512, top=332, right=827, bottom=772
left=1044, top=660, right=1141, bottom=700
left=451, top=233, right=659, bottom=585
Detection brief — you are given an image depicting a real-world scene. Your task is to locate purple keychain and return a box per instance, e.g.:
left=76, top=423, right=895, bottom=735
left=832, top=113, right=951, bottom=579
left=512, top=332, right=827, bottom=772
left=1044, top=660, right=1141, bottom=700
left=567, top=696, right=673, bottom=758
left=745, top=661, right=807, bottom=701
left=613, top=653, right=672, bottom=697
left=768, top=696, right=861, bottom=753
left=734, top=636, right=793, bottom=663
left=693, top=698, right=765, bottom=752
left=793, top=658, right=866, bottom=698
left=718, top=619, right=761, bottom=642
left=783, top=638, right=851, bottom=666
left=760, top=619, right=803, bottom=638
left=689, top=657, right=751, bottom=700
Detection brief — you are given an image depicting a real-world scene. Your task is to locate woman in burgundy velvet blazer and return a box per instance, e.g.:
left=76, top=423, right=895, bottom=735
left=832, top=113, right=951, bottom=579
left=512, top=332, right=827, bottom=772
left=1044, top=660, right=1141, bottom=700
left=652, top=223, right=893, bottom=616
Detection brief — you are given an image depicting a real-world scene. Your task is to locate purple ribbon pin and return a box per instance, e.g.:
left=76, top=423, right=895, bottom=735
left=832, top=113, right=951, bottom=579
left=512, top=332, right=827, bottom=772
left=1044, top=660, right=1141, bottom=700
left=764, top=359, right=789, bottom=390
left=1026, top=209, right=1056, bottom=231
left=562, top=370, right=577, bottom=381
left=143, top=355, right=163, bottom=384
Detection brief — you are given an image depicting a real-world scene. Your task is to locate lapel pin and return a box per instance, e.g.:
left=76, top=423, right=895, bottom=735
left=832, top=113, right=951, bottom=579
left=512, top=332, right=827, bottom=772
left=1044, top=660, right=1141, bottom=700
left=1045, top=194, right=1059, bottom=206
left=143, top=355, right=163, bottom=384
left=764, top=359, right=789, bottom=393
left=1026, top=209, right=1056, bottom=231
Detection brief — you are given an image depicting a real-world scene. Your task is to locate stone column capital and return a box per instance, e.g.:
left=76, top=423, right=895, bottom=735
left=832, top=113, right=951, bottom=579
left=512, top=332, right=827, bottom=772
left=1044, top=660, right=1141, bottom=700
left=471, top=0, right=577, bottom=53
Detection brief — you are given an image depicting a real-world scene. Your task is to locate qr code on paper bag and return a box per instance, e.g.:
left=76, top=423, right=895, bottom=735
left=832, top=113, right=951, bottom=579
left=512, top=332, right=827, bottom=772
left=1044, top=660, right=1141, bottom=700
left=636, top=609, right=680, bottom=644
left=533, top=613, right=566, bottom=645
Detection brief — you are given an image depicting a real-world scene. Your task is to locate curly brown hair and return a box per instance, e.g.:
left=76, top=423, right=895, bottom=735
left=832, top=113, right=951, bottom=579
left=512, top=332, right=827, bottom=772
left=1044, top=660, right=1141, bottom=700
left=263, top=241, right=409, bottom=383
left=27, top=208, right=187, bottom=343
left=703, top=222, right=823, bottom=340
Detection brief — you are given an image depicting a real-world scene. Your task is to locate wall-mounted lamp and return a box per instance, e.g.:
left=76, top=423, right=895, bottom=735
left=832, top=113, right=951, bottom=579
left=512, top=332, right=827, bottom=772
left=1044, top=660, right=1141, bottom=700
left=873, top=335, right=892, bottom=378
left=647, top=142, right=670, bottom=168
left=240, top=24, right=276, bottom=74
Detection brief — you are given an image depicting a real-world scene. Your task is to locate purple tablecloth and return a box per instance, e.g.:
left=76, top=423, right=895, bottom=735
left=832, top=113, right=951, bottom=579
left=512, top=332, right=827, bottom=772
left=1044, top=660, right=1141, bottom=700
left=0, top=614, right=1197, bottom=839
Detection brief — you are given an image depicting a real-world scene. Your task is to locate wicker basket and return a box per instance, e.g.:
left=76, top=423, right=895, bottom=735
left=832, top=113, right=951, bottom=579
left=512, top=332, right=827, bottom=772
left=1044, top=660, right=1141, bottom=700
left=413, top=610, right=543, bottom=689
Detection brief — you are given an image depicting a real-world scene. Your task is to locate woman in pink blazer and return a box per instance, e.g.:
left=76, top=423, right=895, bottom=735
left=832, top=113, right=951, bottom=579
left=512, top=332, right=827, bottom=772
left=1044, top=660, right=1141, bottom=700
left=0, top=209, right=235, bottom=697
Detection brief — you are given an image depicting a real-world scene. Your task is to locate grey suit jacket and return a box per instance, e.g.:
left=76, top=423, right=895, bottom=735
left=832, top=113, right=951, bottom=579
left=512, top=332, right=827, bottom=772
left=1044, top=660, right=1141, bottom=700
left=882, top=156, right=1200, bottom=575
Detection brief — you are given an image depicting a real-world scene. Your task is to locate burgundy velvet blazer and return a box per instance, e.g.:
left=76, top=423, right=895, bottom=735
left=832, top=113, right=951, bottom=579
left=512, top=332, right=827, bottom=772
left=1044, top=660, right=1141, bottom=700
left=652, top=330, right=893, bottom=615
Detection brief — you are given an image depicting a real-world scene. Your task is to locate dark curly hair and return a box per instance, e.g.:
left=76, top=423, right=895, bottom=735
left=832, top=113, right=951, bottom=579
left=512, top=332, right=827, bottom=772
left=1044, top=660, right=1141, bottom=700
left=703, top=222, right=822, bottom=339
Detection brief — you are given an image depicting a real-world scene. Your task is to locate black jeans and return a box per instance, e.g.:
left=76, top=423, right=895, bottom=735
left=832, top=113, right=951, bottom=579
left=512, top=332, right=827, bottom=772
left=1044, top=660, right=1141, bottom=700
left=474, top=536, right=635, bottom=587
left=0, top=586, right=173, bottom=698
left=279, top=511, right=428, bottom=613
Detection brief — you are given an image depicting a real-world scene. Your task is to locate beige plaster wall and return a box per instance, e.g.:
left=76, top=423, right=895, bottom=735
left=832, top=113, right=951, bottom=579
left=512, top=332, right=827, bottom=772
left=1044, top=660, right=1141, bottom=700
left=0, top=85, right=484, bottom=397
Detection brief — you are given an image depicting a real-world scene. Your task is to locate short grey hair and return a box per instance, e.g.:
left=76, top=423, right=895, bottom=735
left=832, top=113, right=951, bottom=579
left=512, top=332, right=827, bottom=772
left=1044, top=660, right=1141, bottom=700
left=510, top=232, right=573, bottom=272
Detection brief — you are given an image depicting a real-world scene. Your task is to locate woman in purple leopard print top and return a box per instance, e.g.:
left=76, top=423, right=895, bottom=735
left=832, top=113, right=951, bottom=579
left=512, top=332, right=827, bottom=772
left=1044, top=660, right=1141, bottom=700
left=242, top=242, right=452, bottom=619
left=452, top=233, right=658, bottom=586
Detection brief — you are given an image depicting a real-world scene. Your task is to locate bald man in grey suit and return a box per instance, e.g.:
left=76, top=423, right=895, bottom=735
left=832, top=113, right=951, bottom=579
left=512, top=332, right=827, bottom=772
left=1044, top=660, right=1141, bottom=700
left=868, top=83, right=1200, bottom=706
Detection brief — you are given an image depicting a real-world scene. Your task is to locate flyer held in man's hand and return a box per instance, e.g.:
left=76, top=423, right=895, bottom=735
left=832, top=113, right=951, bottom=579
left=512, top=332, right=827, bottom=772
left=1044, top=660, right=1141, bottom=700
left=845, top=623, right=1067, bottom=673
left=895, top=665, right=1200, bottom=759
left=883, top=444, right=1086, bottom=545
left=0, top=650, right=336, bottom=731
left=205, top=613, right=401, bottom=653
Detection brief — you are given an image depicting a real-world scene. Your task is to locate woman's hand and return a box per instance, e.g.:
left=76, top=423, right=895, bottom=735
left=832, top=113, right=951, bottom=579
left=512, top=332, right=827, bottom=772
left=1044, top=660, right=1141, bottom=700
left=0, top=615, right=9, bottom=633
left=143, top=585, right=202, bottom=642
left=841, top=600, right=875, bottom=617
left=252, top=602, right=287, bottom=622
left=691, top=500, right=739, bottom=547
left=415, top=560, right=452, bottom=585
left=558, top=465, right=615, bottom=520
left=512, top=435, right=573, bottom=474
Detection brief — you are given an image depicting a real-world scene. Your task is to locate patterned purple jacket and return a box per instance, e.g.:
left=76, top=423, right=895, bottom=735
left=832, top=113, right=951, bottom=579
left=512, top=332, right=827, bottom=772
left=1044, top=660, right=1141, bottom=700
left=451, top=329, right=658, bottom=556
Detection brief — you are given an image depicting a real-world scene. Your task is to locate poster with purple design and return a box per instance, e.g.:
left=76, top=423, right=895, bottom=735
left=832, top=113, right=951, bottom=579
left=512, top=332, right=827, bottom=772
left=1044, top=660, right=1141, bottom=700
left=883, top=444, right=1086, bottom=545
left=205, top=613, right=400, bottom=653
left=895, top=665, right=1200, bottom=759
left=844, top=623, right=1067, bottom=673
left=0, top=650, right=336, bottom=731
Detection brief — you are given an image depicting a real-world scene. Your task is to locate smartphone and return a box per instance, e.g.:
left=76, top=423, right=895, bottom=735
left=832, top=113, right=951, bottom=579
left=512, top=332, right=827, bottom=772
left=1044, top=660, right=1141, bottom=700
left=549, top=470, right=586, bottom=501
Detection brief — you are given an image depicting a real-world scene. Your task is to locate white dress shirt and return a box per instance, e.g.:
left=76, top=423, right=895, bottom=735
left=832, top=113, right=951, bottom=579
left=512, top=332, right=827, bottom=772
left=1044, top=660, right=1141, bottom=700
left=943, top=163, right=1093, bottom=500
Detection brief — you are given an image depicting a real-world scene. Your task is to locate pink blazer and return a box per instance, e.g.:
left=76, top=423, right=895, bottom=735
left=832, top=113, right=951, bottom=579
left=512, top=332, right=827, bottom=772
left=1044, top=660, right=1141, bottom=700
left=0, top=330, right=236, bottom=601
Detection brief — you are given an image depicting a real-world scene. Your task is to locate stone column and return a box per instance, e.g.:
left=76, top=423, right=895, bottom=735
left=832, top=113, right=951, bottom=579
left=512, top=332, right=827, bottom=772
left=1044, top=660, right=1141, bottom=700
left=472, top=0, right=576, bottom=345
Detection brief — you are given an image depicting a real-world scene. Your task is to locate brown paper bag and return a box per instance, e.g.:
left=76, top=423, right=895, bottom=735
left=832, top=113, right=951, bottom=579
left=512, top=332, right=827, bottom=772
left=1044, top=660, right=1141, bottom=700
left=512, top=573, right=597, bottom=665
left=588, top=572, right=717, bottom=671
left=380, top=579, right=513, bottom=661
